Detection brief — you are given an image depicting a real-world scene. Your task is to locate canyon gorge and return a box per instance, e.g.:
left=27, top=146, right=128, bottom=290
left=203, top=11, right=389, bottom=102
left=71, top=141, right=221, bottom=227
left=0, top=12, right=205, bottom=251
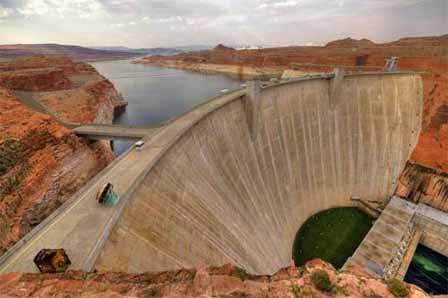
left=0, top=55, right=125, bottom=256
left=0, top=34, right=447, bottom=297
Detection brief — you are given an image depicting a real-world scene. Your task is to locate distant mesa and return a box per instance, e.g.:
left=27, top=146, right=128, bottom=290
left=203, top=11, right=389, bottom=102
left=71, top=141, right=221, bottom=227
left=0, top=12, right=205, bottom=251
left=214, top=44, right=236, bottom=51
left=0, top=44, right=139, bottom=62
left=91, top=46, right=182, bottom=56
left=325, top=37, right=376, bottom=48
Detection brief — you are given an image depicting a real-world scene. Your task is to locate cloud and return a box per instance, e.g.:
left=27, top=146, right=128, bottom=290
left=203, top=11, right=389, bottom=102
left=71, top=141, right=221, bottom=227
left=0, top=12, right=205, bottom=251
left=0, top=0, right=445, bottom=47
left=99, top=0, right=223, bottom=19
left=257, top=0, right=298, bottom=9
left=0, top=4, right=13, bottom=18
left=17, top=0, right=103, bottom=18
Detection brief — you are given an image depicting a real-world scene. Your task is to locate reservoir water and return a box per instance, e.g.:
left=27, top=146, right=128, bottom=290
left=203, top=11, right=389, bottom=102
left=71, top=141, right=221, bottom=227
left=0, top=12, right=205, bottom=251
left=91, top=59, right=243, bottom=155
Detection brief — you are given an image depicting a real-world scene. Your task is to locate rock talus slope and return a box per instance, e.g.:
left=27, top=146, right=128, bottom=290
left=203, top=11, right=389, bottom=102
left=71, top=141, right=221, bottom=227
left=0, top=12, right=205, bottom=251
left=0, top=259, right=431, bottom=298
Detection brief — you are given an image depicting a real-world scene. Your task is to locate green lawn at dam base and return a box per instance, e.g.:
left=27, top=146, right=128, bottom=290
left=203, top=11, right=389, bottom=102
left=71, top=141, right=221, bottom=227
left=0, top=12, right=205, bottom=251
left=293, top=207, right=373, bottom=269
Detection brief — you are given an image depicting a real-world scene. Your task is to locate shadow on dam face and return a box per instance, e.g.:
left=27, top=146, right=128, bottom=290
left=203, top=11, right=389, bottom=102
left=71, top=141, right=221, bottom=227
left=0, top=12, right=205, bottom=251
left=96, top=73, right=423, bottom=275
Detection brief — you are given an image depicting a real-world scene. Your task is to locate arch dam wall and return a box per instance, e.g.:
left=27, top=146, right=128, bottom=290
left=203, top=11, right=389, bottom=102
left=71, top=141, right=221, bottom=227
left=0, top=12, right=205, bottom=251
left=96, top=73, right=423, bottom=275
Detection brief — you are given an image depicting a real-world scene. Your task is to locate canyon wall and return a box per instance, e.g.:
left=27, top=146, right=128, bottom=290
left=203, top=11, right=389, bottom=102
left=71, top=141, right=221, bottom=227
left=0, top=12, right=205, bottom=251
left=96, top=73, right=422, bottom=275
left=0, top=56, right=124, bottom=255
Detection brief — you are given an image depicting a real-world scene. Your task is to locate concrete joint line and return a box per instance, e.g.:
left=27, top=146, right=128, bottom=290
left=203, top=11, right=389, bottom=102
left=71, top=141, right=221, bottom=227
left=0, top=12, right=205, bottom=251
left=245, top=80, right=262, bottom=140
left=328, top=67, right=345, bottom=110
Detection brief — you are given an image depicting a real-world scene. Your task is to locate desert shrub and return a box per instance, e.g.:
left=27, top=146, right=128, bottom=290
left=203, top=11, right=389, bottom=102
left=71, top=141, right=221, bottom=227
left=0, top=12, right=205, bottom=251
left=232, top=267, right=250, bottom=281
left=143, top=287, right=161, bottom=298
left=224, top=291, right=249, bottom=298
left=311, top=270, right=333, bottom=292
left=0, top=139, right=26, bottom=175
left=332, top=285, right=350, bottom=296
left=291, top=285, right=301, bottom=298
left=387, top=278, right=409, bottom=298
left=301, top=287, right=314, bottom=298
left=0, top=163, right=30, bottom=201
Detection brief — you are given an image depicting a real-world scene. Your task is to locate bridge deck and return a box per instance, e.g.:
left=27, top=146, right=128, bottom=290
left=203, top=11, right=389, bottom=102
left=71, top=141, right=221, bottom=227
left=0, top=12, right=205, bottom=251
left=73, top=124, right=157, bottom=140
left=0, top=89, right=246, bottom=273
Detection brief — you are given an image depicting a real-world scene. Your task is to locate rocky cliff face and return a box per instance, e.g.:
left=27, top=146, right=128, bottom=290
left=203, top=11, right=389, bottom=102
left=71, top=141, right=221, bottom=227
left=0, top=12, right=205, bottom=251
left=396, top=163, right=448, bottom=212
left=0, top=44, right=137, bottom=61
left=325, top=37, right=376, bottom=48
left=0, top=259, right=430, bottom=297
left=0, top=87, right=114, bottom=256
left=0, top=69, right=72, bottom=91
left=0, top=56, right=123, bottom=255
left=0, top=55, right=126, bottom=124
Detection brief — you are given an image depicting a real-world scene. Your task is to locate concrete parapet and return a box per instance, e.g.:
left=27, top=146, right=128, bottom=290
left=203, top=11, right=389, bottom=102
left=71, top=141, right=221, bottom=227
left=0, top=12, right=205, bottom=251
left=73, top=124, right=157, bottom=140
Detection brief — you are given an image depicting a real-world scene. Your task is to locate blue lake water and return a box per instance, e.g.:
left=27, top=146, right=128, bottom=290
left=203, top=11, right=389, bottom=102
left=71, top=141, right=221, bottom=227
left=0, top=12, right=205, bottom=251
left=90, top=59, right=243, bottom=155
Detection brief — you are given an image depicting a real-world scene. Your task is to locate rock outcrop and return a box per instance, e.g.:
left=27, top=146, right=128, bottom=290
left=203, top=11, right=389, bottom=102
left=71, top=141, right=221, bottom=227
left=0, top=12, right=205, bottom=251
left=0, top=87, right=114, bottom=256
left=0, top=259, right=430, bottom=297
left=325, top=37, right=376, bottom=48
left=0, top=55, right=127, bottom=124
left=396, top=162, right=448, bottom=212
left=0, top=69, right=72, bottom=91
left=0, top=44, right=137, bottom=61
left=0, top=55, right=125, bottom=255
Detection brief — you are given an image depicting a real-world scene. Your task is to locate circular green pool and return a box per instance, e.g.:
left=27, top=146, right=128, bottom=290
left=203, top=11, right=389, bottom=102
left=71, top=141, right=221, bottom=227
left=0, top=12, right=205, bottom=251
left=293, top=207, right=373, bottom=269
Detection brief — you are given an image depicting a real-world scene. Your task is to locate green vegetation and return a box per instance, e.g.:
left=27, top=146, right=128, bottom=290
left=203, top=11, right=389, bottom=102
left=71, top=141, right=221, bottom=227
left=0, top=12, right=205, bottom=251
left=292, top=207, right=373, bottom=269
left=291, top=286, right=315, bottom=298
left=387, top=278, right=409, bottom=298
left=224, top=291, right=249, bottom=298
left=143, top=287, right=161, bottom=298
left=0, top=139, right=26, bottom=176
left=0, top=163, right=31, bottom=201
left=0, top=139, right=31, bottom=201
left=291, top=285, right=301, bottom=298
left=301, top=288, right=314, bottom=298
left=232, top=267, right=250, bottom=281
left=311, top=270, right=333, bottom=292
left=332, top=285, right=350, bottom=296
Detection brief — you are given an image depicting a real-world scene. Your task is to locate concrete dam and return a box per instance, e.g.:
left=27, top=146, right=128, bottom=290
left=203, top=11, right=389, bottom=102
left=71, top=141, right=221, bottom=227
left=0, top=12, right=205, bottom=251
left=0, top=72, right=423, bottom=275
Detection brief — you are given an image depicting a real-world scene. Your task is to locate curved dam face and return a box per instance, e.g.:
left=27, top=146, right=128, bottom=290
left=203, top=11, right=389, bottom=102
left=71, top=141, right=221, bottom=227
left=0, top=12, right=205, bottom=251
left=96, top=73, right=423, bottom=274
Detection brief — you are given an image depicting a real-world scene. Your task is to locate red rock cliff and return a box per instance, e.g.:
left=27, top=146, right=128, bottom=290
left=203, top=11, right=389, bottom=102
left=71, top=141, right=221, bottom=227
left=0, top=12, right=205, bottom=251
left=0, top=87, right=114, bottom=255
left=0, top=259, right=430, bottom=297
left=0, top=55, right=125, bottom=255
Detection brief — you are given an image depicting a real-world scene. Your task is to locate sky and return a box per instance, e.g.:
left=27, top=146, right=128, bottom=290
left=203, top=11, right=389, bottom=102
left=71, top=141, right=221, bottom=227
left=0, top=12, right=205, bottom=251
left=0, top=0, right=446, bottom=48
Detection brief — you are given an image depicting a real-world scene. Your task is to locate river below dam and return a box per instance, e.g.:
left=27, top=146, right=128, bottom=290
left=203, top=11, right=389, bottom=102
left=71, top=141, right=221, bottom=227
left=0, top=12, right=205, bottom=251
left=91, top=59, right=243, bottom=155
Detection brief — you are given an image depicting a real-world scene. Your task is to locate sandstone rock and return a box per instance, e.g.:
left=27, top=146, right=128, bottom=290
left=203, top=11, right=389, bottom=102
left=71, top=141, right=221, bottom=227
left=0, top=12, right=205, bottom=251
left=0, top=260, right=431, bottom=297
left=0, top=55, right=120, bottom=256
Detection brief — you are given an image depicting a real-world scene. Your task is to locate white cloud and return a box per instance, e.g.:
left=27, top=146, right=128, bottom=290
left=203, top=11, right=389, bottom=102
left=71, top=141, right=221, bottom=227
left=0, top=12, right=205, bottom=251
left=0, top=0, right=445, bottom=47
left=18, top=0, right=103, bottom=18
left=0, top=5, right=13, bottom=18
left=272, top=1, right=297, bottom=7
